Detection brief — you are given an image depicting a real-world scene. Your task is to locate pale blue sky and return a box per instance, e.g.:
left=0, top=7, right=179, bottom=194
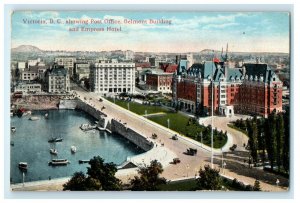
left=11, top=11, right=290, bottom=53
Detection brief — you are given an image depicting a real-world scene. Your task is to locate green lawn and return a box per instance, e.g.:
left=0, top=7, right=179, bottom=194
left=158, top=179, right=198, bottom=191
left=149, top=112, right=227, bottom=148
left=107, top=98, right=169, bottom=115
left=107, top=98, right=227, bottom=148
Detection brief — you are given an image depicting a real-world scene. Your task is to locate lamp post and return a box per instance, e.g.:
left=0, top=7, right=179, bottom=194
left=186, top=164, right=190, bottom=177
left=167, top=119, right=170, bottom=129
left=200, top=132, right=203, bottom=148
left=127, top=102, right=130, bottom=111
left=22, top=172, right=25, bottom=187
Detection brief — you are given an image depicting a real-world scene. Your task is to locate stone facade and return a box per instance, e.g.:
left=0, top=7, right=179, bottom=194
left=45, top=64, right=70, bottom=93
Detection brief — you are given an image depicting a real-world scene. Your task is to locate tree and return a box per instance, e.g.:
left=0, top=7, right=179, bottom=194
left=87, top=156, right=122, bottom=191
left=282, top=107, right=290, bottom=173
left=253, top=180, right=261, bottom=191
left=265, top=110, right=277, bottom=170
left=63, top=156, right=121, bottom=191
left=250, top=121, right=258, bottom=163
left=130, top=160, right=166, bottom=191
left=196, top=165, right=222, bottom=190
left=63, top=172, right=90, bottom=191
left=276, top=113, right=284, bottom=172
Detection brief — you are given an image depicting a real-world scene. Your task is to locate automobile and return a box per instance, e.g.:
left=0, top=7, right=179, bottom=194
left=152, top=133, right=158, bottom=139
left=172, top=134, right=178, bottom=140
left=185, top=148, right=197, bottom=156
left=172, top=158, right=181, bottom=164
left=230, top=144, right=237, bottom=151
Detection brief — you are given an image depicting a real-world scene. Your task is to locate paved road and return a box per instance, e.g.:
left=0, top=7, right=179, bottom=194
left=199, top=115, right=251, bottom=151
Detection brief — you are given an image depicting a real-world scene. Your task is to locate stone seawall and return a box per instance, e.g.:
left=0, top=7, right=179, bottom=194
left=110, top=119, right=153, bottom=152
left=59, top=99, right=152, bottom=152
left=59, top=99, right=107, bottom=128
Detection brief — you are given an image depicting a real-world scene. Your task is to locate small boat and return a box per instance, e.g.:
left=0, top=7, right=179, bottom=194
left=48, top=137, right=63, bottom=143
left=29, top=116, right=40, bottom=121
left=48, top=159, right=69, bottom=166
left=80, top=123, right=96, bottom=131
left=11, top=126, right=16, bottom=132
left=45, top=113, right=49, bottom=119
left=10, top=141, right=14, bottom=146
left=18, top=162, right=28, bottom=170
left=50, top=148, right=58, bottom=155
left=71, top=146, right=77, bottom=153
left=23, top=111, right=32, bottom=116
left=79, top=160, right=89, bottom=164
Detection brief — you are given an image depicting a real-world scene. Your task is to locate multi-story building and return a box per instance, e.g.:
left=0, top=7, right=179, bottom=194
left=55, top=57, right=76, bottom=77
left=14, top=82, right=42, bottom=94
left=21, top=65, right=48, bottom=82
left=90, top=60, right=135, bottom=95
left=125, top=50, right=134, bottom=60
left=45, top=63, right=70, bottom=93
left=173, top=58, right=282, bottom=117
left=74, top=62, right=90, bottom=81
left=146, top=72, right=173, bottom=93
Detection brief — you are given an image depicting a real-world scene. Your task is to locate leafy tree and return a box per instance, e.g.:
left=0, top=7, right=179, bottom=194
left=253, top=180, right=261, bottom=191
left=276, top=113, right=284, bottom=172
left=283, top=107, right=290, bottom=173
left=130, top=160, right=166, bottom=191
left=63, top=156, right=121, bottom=191
left=250, top=121, right=258, bottom=163
left=196, top=165, right=222, bottom=190
left=63, top=172, right=91, bottom=191
left=87, top=156, right=122, bottom=191
left=265, top=110, right=277, bottom=170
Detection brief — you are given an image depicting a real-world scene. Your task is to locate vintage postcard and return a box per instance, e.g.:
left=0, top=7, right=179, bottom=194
left=9, top=10, right=290, bottom=192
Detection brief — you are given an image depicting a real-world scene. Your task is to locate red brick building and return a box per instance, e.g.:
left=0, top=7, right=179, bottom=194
left=146, top=72, right=173, bottom=93
left=173, top=60, right=282, bottom=117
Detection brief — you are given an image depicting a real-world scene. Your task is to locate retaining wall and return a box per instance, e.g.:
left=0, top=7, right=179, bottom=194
left=110, top=119, right=153, bottom=151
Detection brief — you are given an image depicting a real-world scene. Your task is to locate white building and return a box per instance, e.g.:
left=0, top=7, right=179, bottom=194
left=55, top=57, right=76, bottom=77
left=74, top=62, right=90, bottom=81
left=45, top=64, right=70, bottom=93
left=90, top=60, right=135, bottom=95
left=125, top=50, right=134, bottom=60
left=14, top=82, right=42, bottom=94
left=17, top=62, right=27, bottom=72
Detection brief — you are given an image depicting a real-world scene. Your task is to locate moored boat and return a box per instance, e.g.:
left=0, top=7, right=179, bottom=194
left=50, top=148, right=58, bottom=155
left=48, top=137, right=63, bottom=143
left=80, top=123, right=96, bottom=131
left=71, top=146, right=77, bottom=153
left=18, top=162, right=28, bottom=170
left=48, top=159, right=69, bottom=166
left=45, top=113, right=49, bottom=119
left=29, top=116, right=40, bottom=121
left=79, top=160, right=89, bottom=164
left=11, top=126, right=16, bottom=132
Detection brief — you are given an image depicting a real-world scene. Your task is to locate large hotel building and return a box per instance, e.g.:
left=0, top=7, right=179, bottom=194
left=172, top=56, right=282, bottom=118
left=90, top=60, right=135, bottom=95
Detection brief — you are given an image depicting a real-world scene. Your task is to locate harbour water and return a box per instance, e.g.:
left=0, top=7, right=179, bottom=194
left=10, top=109, right=144, bottom=184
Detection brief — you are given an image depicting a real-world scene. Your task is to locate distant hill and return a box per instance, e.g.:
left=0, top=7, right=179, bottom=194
left=11, top=45, right=43, bottom=53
